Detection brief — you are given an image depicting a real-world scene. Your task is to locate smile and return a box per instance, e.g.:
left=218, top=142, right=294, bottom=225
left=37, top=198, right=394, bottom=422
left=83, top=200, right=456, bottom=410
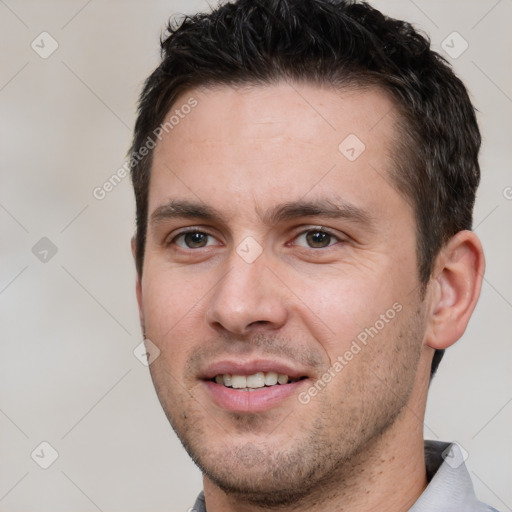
left=212, top=371, right=305, bottom=390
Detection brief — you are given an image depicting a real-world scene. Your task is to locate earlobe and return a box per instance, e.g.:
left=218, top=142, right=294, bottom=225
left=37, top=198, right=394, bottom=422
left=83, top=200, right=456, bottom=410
left=425, top=230, right=485, bottom=350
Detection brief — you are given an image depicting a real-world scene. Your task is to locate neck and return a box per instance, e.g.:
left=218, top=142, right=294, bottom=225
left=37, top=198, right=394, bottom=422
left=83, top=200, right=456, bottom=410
left=203, top=362, right=431, bottom=512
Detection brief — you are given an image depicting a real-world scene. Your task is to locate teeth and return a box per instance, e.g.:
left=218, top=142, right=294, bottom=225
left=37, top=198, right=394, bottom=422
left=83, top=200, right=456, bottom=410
left=231, top=375, right=247, bottom=389
left=264, top=371, right=278, bottom=386
left=246, top=372, right=265, bottom=388
left=277, top=374, right=289, bottom=384
left=214, top=371, right=297, bottom=389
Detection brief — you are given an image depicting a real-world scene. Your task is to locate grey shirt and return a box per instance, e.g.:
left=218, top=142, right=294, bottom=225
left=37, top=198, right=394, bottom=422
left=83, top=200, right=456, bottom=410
left=190, top=441, right=498, bottom=511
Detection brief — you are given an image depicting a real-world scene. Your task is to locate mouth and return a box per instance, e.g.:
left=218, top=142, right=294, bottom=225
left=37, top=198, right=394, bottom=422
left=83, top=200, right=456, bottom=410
left=201, top=361, right=311, bottom=412
left=211, top=371, right=307, bottom=391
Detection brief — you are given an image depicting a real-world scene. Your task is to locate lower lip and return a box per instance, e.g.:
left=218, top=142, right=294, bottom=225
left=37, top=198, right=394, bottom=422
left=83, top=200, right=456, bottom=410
left=203, top=380, right=308, bottom=413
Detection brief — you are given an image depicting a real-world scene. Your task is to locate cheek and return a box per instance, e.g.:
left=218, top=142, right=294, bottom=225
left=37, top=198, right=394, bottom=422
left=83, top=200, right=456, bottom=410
left=291, top=271, right=401, bottom=358
left=140, top=267, right=207, bottom=357
left=142, top=260, right=204, bottom=319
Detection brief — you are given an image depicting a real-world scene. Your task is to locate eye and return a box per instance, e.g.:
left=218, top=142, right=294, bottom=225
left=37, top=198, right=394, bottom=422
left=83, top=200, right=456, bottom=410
left=172, top=231, right=219, bottom=249
left=293, top=229, right=341, bottom=249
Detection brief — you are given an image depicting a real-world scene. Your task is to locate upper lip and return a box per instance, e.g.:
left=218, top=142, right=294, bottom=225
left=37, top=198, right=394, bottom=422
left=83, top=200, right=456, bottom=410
left=201, top=359, right=311, bottom=380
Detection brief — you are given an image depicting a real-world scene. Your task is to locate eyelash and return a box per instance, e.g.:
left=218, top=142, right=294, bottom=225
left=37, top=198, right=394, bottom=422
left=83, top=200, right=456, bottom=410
left=168, top=227, right=343, bottom=250
left=170, top=229, right=220, bottom=249
left=291, top=227, right=342, bottom=249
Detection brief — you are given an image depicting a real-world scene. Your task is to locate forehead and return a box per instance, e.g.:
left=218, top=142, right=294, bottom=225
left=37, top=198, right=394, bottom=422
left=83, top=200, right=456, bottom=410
left=157, top=82, right=397, bottom=157
left=149, top=82, right=407, bottom=224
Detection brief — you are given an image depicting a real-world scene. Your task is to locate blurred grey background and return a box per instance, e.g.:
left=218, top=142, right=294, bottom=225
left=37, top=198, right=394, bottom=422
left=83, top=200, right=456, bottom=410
left=0, top=1, right=511, bottom=511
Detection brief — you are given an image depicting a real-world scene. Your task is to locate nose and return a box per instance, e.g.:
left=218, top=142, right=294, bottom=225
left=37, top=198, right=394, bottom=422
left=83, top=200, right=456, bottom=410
left=205, top=249, right=289, bottom=337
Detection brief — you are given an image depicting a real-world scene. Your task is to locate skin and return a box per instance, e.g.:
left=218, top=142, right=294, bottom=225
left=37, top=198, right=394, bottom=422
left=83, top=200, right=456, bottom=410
left=134, top=82, right=484, bottom=511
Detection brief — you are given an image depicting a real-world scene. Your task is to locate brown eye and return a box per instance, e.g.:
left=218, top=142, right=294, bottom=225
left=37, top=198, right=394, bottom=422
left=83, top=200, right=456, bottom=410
left=305, top=231, right=332, bottom=248
left=184, top=232, right=208, bottom=248
left=293, top=229, right=339, bottom=249
left=173, top=231, right=217, bottom=249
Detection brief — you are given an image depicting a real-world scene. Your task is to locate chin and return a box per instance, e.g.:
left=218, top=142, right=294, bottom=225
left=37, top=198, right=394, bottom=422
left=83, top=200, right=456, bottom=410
left=198, top=449, right=322, bottom=507
left=180, top=427, right=348, bottom=507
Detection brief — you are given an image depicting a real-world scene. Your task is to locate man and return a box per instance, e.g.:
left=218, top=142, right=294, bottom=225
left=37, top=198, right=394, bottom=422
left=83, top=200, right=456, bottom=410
left=129, top=0, right=495, bottom=510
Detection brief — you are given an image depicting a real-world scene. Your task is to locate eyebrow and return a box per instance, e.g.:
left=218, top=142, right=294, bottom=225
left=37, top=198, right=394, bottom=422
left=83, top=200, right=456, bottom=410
left=264, top=199, right=374, bottom=227
left=149, top=198, right=374, bottom=229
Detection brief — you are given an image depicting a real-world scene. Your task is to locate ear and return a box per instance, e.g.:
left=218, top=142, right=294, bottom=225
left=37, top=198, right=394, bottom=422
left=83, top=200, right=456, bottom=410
left=425, top=230, right=485, bottom=350
left=131, top=236, right=145, bottom=334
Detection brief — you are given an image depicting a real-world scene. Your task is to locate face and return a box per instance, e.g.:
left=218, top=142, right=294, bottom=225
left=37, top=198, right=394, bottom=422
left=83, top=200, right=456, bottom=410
left=137, top=83, right=428, bottom=506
